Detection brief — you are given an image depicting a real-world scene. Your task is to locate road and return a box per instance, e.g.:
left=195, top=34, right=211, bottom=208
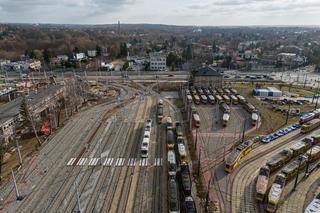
left=1, top=83, right=172, bottom=213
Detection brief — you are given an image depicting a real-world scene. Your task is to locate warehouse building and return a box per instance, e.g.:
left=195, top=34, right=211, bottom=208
left=191, top=66, right=223, bottom=88
left=252, top=87, right=282, bottom=97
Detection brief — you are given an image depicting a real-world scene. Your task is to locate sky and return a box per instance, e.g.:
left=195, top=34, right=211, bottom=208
left=0, top=0, right=320, bottom=26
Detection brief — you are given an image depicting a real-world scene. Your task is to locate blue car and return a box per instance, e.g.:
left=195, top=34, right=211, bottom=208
left=282, top=128, right=290, bottom=134
left=276, top=131, right=284, bottom=137
left=261, top=136, right=272, bottom=143
left=292, top=124, right=300, bottom=128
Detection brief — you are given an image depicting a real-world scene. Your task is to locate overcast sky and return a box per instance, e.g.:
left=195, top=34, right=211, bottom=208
left=0, top=0, right=319, bottom=26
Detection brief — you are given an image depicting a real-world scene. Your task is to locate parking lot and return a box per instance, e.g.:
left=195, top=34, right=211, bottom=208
left=196, top=104, right=252, bottom=160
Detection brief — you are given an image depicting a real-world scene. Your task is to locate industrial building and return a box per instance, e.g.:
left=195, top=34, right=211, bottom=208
left=149, top=52, right=167, bottom=71
left=0, top=85, right=65, bottom=141
left=252, top=87, right=282, bottom=97
left=191, top=66, right=223, bottom=88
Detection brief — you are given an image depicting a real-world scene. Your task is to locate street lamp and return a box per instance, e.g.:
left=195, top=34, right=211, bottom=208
left=292, top=157, right=302, bottom=192
left=305, top=148, right=312, bottom=176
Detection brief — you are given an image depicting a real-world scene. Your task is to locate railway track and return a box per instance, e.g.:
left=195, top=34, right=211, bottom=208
left=107, top=97, right=151, bottom=213
left=29, top=104, right=122, bottom=212
left=229, top=129, right=320, bottom=213
left=7, top=85, right=136, bottom=212
left=151, top=105, right=164, bottom=213
left=13, top=105, right=108, bottom=212
left=46, top=88, right=140, bottom=212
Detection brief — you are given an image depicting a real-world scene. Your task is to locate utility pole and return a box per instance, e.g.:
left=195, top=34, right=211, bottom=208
left=23, top=96, right=41, bottom=146
left=75, top=180, right=81, bottom=213
left=11, top=169, right=22, bottom=201
left=14, top=127, right=22, bottom=166
left=292, top=158, right=302, bottom=192
left=305, top=148, right=312, bottom=176
left=195, top=128, right=198, bottom=150
left=205, top=178, right=211, bottom=213
left=285, top=102, right=291, bottom=125
left=241, top=118, right=246, bottom=142
left=314, top=80, right=320, bottom=110
left=197, top=147, right=201, bottom=177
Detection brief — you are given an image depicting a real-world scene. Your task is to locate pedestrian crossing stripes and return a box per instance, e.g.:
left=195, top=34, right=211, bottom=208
left=67, top=158, right=76, bottom=166
left=154, top=158, right=162, bottom=166
left=127, top=158, right=136, bottom=166
left=115, top=158, right=125, bottom=166
left=67, top=157, right=163, bottom=167
left=139, top=158, right=148, bottom=166
left=77, top=158, right=87, bottom=166
left=103, top=158, right=114, bottom=166
left=88, top=158, right=99, bottom=166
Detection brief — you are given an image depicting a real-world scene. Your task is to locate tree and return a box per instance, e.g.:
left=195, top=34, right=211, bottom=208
left=20, top=98, right=32, bottom=128
left=118, top=43, right=128, bottom=58
left=96, top=45, right=102, bottom=57
left=166, top=52, right=182, bottom=70
left=222, top=56, right=232, bottom=68
left=182, top=44, right=193, bottom=62
left=212, top=41, right=218, bottom=53
left=29, top=50, right=36, bottom=59
left=20, top=98, right=42, bottom=146
left=43, top=49, right=52, bottom=64
left=0, top=138, right=7, bottom=182
left=73, top=46, right=80, bottom=54
left=123, top=61, right=130, bottom=70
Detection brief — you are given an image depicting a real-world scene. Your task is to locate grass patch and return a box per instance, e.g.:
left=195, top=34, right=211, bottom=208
left=233, top=83, right=299, bottom=137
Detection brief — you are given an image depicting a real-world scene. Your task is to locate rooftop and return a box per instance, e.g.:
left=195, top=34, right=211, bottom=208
left=192, top=66, right=223, bottom=77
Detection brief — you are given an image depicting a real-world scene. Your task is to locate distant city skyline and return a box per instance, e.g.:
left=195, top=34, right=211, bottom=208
left=0, top=0, right=320, bottom=26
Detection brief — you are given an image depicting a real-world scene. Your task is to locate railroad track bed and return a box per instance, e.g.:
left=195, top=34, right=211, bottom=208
left=230, top=129, right=320, bottom=213
left=2, top=104, right=109, bottom=212
left=1, top=85, right=139, bottom=212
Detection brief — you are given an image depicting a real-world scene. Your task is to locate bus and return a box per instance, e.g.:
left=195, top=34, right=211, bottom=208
left=158, top=99, right=164, bottom=108
left=193, top=114, right=200, bottom=128
left=178, top=143, right=187, bottom=163
left=167, top=129, right=175, bottom=149
left=223, top=95, right=231, bottom=105
left=168, top=178, right=180, bottom=213
left=186, top=94, right=193, bottom=104
left=237, top=95, right=246, bottom=104
left=230, top=95, right=238, bottom=105
left=193, top=94, right=200, bottom=105
left=223, top=113, right=230, bottom=127
left=215, top=94, right=223, bottom=104
left=208, top=95, right=215, bottom=104
left=200, top=95, right=208, bottom=104
left=223, top=88, right=231, bottom=95
left=168, top=150, right=177, bottom=176
left=167, top=117, right=173, bottom=130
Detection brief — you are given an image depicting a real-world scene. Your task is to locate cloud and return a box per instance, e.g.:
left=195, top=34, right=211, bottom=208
left=0, top=0, right=320, bottom=25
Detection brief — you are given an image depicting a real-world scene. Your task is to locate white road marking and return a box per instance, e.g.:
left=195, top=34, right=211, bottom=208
left=89, top=158, right=99, bottom=166
left=77, top=158, right=87, bottom=166
left=115, top=158, right=125, bottom=166
left=140, top=158, right=148, bottom=166
left=67, top=158, right=76, bottom=166
left=103, top=158, right=114, bottom=166
left=128, top=158, right=136, bottom=166
left=154, top=158, right=163, bottom=166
